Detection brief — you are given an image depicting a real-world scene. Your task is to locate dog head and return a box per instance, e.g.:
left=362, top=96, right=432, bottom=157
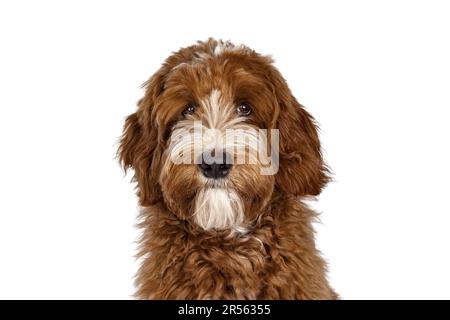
left=119, top=39, right=328, bottom=232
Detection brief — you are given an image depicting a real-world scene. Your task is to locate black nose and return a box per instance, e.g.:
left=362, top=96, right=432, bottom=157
left=198, top=151, right=232, bottom=179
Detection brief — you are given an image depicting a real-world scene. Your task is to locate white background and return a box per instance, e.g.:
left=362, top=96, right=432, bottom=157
left=1, top=0, right=449, bottom=299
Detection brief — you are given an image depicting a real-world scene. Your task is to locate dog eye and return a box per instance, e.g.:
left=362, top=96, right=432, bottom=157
left=236, top=102, right=252, bottom=116
left=182, top=104, right=196, bottom=116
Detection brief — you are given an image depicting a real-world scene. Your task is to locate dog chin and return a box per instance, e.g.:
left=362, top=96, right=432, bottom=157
left=193, top=186, right=245, bottom=232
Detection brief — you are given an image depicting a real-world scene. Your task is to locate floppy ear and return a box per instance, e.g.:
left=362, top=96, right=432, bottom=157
left=270, top=69, right=330, bottom=196
left=119, top=112, right=142, bottom=170
left=118, top=72, right=166, bottom=206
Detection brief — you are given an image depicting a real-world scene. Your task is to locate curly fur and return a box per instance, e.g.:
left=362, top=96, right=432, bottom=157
left=119, top=38, right=337, bottom=299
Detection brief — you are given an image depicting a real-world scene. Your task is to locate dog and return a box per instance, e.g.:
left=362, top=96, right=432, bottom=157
left=118, top=39, right=337, bottom=299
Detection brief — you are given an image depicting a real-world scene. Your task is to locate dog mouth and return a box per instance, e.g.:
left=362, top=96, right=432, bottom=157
left=204, top=178, right=228, bottom=189
left=192, top=182, right=245, bottom=231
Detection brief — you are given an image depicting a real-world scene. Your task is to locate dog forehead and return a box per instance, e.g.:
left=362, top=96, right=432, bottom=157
left=165, top=64, right=238, bottom=106
left=202, top=88, right=222, bottom=105
left=199, top=88, right=235, bottom=129
left=166, top=46, right=259, bottom=92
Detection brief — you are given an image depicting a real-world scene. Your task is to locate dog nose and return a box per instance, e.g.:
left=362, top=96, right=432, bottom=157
left=198, top=151, right=232, bottom=179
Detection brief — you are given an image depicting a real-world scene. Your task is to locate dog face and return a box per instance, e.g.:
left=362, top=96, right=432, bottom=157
left=119, top=39, right=328, bottom=232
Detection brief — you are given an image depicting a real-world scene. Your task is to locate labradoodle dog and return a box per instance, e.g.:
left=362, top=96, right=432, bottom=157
left=118, top=39, right=337, bottom=299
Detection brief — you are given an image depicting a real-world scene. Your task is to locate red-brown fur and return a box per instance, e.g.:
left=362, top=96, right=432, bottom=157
left=119, top=39, right=337, bottom=299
